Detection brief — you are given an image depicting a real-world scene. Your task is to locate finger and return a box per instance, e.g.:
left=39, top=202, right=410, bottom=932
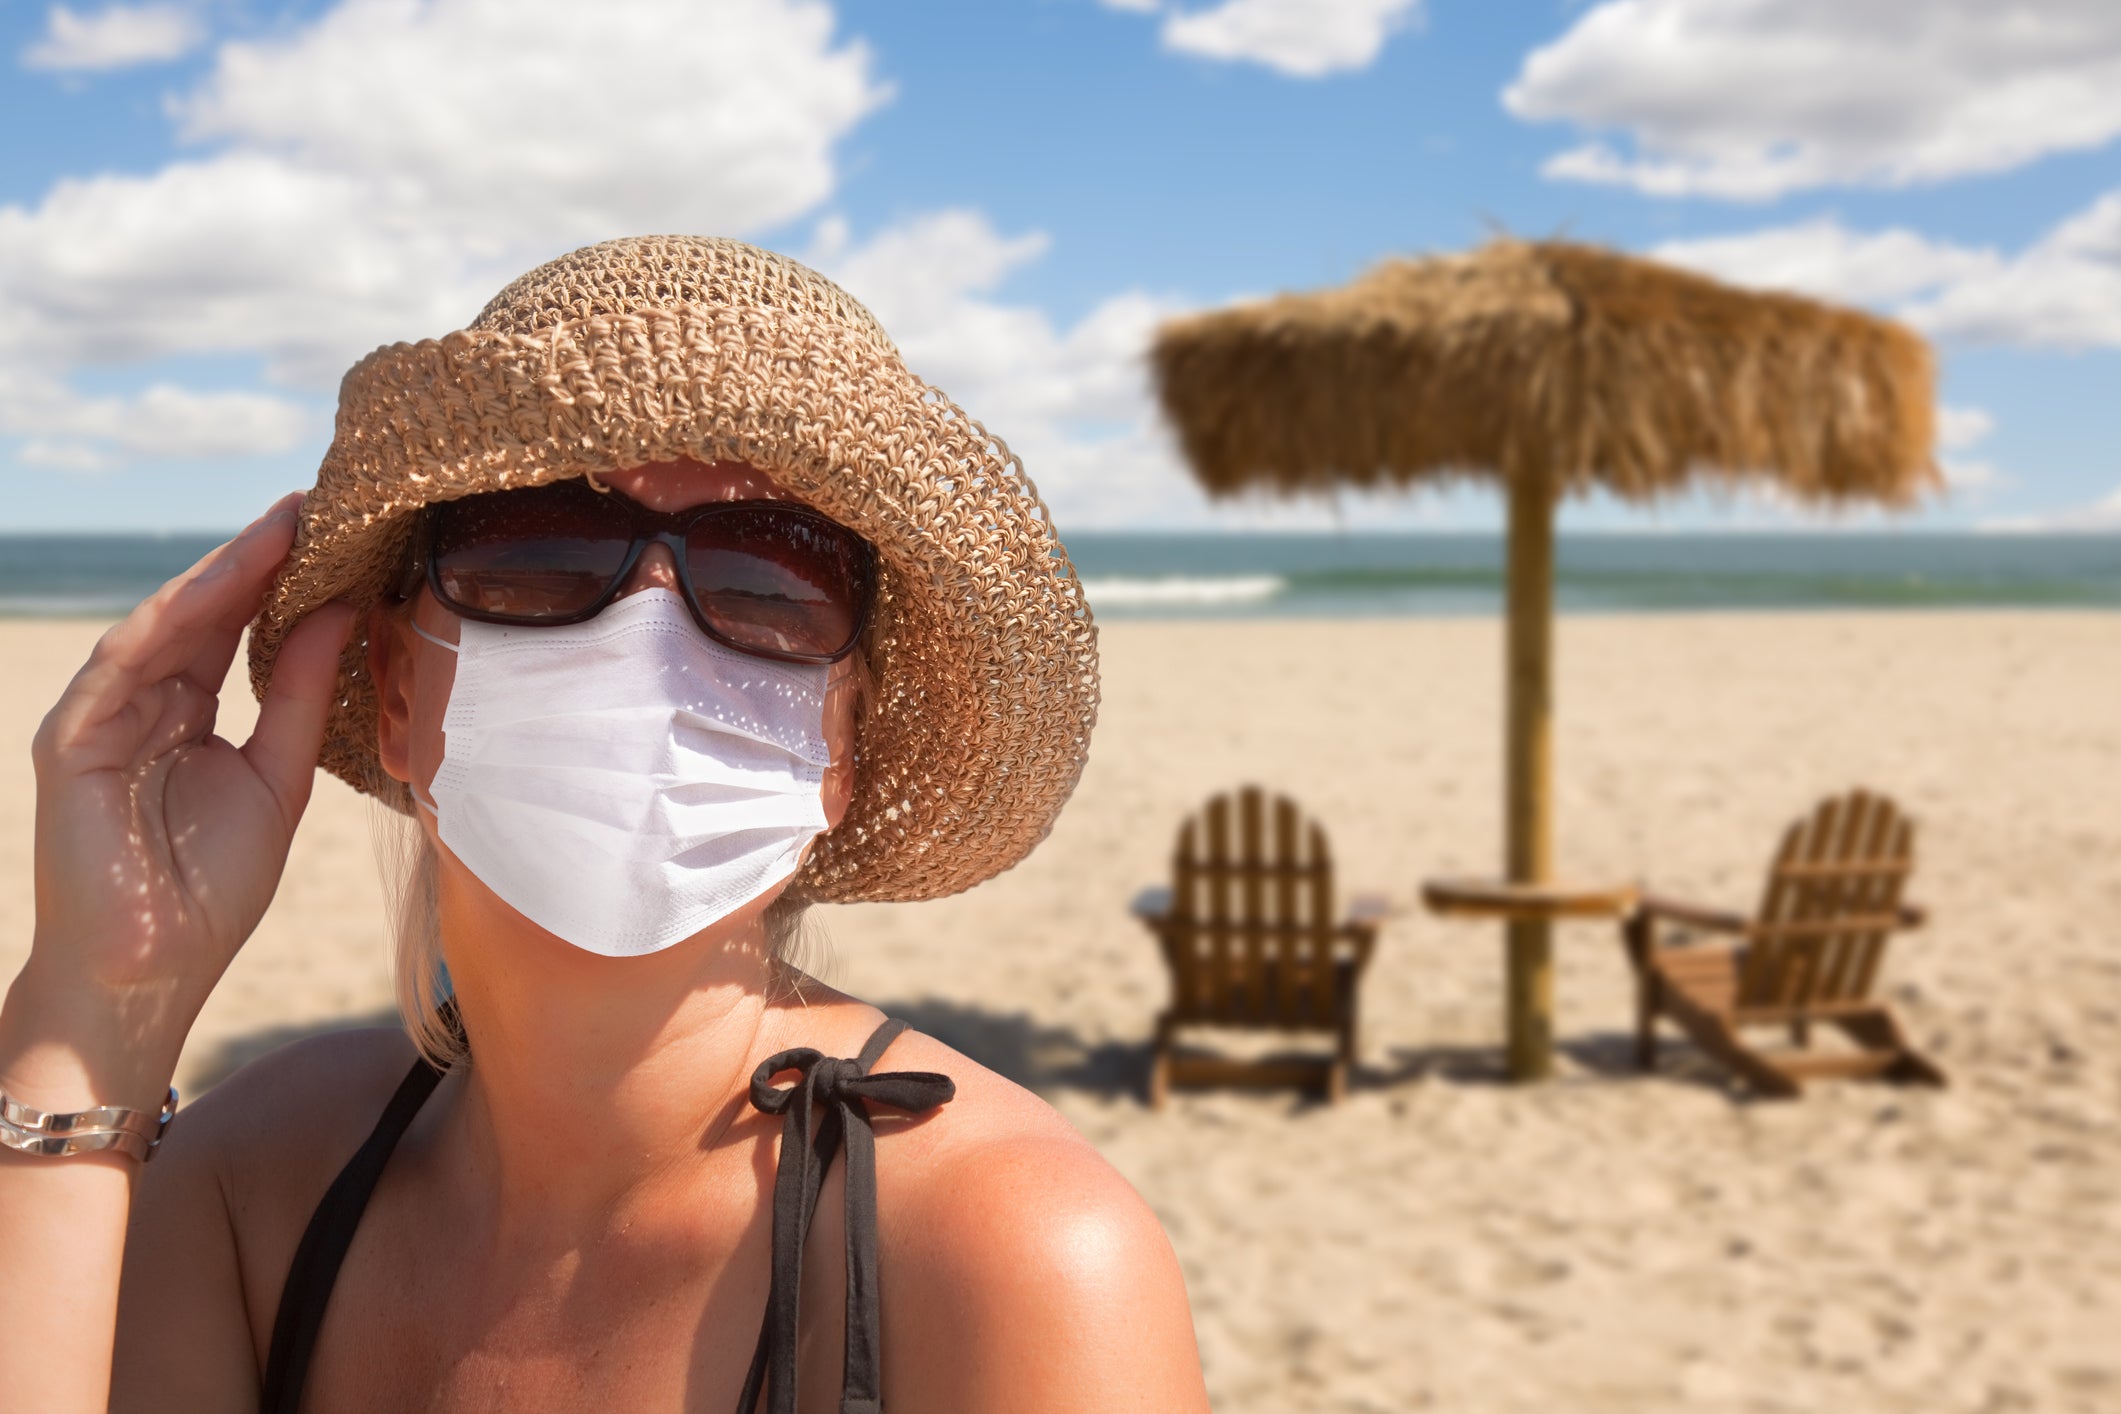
left=240, top=601, right=357, bottom=826
left=45, top=497, right=303, bottom=754
left=116, top=492, right=307, bottom=682
left=185, top=492, right=309, bottom=675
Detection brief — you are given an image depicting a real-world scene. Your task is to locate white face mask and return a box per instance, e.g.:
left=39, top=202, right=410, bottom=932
left=411, top=588, right=832, bottom=957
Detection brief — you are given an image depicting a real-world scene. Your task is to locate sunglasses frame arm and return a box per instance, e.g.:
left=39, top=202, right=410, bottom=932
left=391, top=508, right=433, bottom=603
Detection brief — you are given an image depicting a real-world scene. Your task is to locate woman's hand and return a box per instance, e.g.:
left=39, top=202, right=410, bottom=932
left=13, top=493, right=355, bottom=1100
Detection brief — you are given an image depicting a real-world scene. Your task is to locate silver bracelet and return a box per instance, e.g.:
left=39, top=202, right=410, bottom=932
left=0, top=1086, right=178, bottom=1163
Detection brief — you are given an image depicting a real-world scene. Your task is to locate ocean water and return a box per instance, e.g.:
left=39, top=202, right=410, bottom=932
left=0, top=531, right=2116, bottom=620
left=0, top=534, right=230, bottom=617
left=1068, top=533, right=2121, bottom=618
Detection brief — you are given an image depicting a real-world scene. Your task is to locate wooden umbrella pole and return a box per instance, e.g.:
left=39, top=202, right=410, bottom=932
left=1503, top=470, right=1556, bottom=1081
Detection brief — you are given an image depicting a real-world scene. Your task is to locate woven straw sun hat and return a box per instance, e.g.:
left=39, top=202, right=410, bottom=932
left=248, top=235, right=1099, bottom=903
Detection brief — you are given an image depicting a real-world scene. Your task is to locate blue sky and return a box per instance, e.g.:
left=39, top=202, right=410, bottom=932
left=4, top=0, right=2120, bottom=533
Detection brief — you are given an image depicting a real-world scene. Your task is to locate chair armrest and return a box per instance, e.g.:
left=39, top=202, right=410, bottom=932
left=1344, top=893, right=1392, bottom=925
left=1131, top=885, right=1173, bottom=921
left=1633, top=893, right=1750, bottom=934
left=1897, top=901, right=1927, bottom=929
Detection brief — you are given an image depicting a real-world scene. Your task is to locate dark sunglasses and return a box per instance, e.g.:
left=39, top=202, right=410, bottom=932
left=401, top=479, right=877, bottom=664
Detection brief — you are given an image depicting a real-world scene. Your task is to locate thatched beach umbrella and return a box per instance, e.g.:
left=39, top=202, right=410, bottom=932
left=1151, top=239, right=1938, bottom=1081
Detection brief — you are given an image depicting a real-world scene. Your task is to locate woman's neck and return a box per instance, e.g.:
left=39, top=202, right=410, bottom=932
left=431, top=859, right=785, bottom=1228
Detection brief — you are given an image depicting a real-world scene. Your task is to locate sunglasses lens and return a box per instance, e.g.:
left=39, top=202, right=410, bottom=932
left=430, top=482, right=630, bottom=619
left=685, top=507, right=871, bottom=659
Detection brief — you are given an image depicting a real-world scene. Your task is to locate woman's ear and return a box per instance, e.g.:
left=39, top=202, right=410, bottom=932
left=370, top=601, right=415, bottom=784
left=368, top=596, right=458, bottom=799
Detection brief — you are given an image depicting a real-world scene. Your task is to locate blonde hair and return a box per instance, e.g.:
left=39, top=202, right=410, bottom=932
left=370, top=805, right=455, bottom=1065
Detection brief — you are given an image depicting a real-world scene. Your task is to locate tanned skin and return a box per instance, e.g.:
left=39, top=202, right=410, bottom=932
left=1, top=460, right=1210, bottom=1413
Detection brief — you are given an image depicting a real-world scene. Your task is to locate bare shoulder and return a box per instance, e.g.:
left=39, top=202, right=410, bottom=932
left=151, top=1025, right=425, bottom=1305
left=166, top=1022, right=421, bottom=1186
left=871, top=1022, right=1134, bottom=1211
left=115, top=1023, right=428, bottom=1405
left=872, top=1026, right=1210, bottom=1411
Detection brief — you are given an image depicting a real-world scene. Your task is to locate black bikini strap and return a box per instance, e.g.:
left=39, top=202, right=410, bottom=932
left=735, top=1018, right=955, bottom=1414
left=260, top=1051, right=447, bottom=1413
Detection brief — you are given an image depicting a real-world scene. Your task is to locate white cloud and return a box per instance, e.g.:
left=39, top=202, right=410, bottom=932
left=809, top=210, right=1209, bottom=527
left=1980, top=485, right=2121, bottom=532
left=1937, top=405, right=1994, bottom=453
left=1650, top=196, right=2121, bottom=352
left=1106, top=0, right=1422, bottom=79
left=0, top=155, right=479, bottom=385
left=1654, top=217, right=2000, bottom=307
left=1941, top=460, right=1999, bottom=491
left=173, top=0, right=882, bottom=253
left=22, top=3, right=205, bottom=72
left=1932, top=404, right=1999, bottom=491
left=811, top=210, right=1057, bottom=384
left=0, top=373, right=309, bottom=463
left=1507, top=1, right=2121, bottom=200
left=0, top=0, right=885, bottom=468
left=100, top=384, right=311, bottom=457
left=17, top=440, right=113, bottom=472
left=1907, top=191, right=2121, bottom=348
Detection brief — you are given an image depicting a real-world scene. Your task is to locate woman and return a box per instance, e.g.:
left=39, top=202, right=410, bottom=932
left=0, top=237, right=1209, bottom=1411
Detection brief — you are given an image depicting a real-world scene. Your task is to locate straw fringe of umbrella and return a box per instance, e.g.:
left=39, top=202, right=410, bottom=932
left=1151, top=239, right=1940, bottom=506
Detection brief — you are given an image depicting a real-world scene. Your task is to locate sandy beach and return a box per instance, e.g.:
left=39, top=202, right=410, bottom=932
left=4, top=611, right=2117, bottom=1412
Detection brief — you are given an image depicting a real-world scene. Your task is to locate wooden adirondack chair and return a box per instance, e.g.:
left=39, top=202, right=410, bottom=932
left=1133, top=787, right=1387, bottom=1106
left=1622, top=789, right=1945, bottom=1098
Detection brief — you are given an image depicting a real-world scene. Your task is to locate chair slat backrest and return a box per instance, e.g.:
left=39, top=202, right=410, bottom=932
left=1163, top=787, right=1347, bottom=1030
left=1739, top=790, right=1915, bottom=1012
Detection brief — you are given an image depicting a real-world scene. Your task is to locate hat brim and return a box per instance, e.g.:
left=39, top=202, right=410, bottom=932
left=248, top=304, right=1099, bottom=903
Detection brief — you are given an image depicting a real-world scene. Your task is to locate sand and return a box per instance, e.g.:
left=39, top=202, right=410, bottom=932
left=4, top=611, right=2117, bottom=1412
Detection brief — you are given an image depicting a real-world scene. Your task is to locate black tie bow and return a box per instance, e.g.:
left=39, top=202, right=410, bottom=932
left=736, top=1020, right=955, bottom=1414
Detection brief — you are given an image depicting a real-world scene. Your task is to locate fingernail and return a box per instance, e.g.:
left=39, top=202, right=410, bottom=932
left=241, top=498, right=299, bottom=539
